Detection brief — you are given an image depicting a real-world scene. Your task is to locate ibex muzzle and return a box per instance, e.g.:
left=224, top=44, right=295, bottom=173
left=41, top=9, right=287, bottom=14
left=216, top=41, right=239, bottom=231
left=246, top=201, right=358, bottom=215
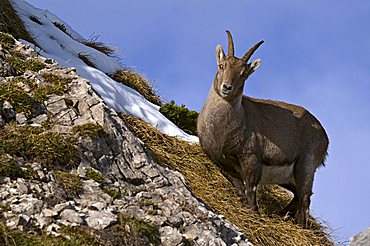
left=197, top=31, right=329, bottom=227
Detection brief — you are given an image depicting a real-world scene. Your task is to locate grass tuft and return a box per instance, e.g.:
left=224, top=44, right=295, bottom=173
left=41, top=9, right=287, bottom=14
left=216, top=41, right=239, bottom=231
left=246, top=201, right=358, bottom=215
left=72, top=123, right=106, bottom=138
left=52, top=22, right=69, bottom=36
left=82, top=35, right=116, bottom=57
left=121, top=115, right=334, bottom=246
left=112, top=69, right=162, bottom=106
left=0, top=32, right=15, bottom=48
left=29, top=16, right=42, bottom=25
left=53, top=170, right=82, bottom=196
left=86, top=168, right=104, bottom=183
left=0, top=124, right=80, bottom=169
left=5, top=54, right=45, bottom=75
left=78, top=53, right=96, bottom=68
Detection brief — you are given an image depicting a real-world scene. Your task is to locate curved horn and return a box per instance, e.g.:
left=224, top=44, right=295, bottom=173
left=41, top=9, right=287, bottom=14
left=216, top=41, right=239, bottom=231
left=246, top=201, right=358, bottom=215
left=242, top=40, right=264, bottom=62
left=226, top=30, right=234, bottom=57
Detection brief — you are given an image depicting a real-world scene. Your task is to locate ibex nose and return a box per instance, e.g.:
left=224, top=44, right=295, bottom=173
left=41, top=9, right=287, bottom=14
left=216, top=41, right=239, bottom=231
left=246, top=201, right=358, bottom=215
left=222, top=83, right=233, bottom=91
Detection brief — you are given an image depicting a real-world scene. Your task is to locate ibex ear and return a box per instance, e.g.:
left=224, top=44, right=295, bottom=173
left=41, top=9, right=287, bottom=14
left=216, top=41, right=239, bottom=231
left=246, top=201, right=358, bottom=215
left=249, top=58, right=261, bottom=72
left=216, top=44, right=225, bottom=65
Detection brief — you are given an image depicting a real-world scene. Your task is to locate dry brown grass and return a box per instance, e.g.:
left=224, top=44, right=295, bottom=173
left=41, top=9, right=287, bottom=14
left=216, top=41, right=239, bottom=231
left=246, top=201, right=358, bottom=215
left=83, top=35, right=116, bottom=57
left=112, top=69, right=162, bottom=106
left=121, top=115, right=334, bottom=246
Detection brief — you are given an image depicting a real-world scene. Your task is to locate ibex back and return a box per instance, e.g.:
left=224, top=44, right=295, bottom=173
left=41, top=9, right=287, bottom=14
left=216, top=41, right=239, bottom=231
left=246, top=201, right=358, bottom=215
left=197, top=31, right=329, bottom=227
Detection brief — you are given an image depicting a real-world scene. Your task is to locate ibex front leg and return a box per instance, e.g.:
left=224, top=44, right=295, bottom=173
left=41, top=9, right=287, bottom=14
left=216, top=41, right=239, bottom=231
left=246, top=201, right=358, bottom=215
left=240, top=154, right=262, bottom=212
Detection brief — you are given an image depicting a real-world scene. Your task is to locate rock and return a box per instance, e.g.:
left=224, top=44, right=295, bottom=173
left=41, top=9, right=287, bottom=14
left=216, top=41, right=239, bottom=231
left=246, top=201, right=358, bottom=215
left=34, top=212, right=52, bottom=229
left=160, top=226, right=184, bottom=246
left=2, top=100, right=16, bottom=122
left=11, top=196, right=43, bottom=216
left=16, top=112, right=27, bottom=124
left=59, top=209, right=84, bottom=225
left=85, top=210, right=117, bottom=230
left=350, top=227, right=370, bottom=246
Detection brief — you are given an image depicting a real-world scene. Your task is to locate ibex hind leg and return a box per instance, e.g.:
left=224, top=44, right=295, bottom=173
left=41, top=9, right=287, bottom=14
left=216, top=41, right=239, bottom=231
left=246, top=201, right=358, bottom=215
left=293, top=154, right=317, bottom=227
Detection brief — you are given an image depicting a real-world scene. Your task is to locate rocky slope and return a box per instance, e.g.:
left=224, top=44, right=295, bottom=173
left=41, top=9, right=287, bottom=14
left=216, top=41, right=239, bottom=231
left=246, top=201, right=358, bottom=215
left=0, top=33, right=250, bottom=245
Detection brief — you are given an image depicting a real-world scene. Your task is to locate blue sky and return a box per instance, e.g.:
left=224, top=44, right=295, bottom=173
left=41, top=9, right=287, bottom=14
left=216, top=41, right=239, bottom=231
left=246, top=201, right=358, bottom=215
left=26, top=0, right=370, bottom=242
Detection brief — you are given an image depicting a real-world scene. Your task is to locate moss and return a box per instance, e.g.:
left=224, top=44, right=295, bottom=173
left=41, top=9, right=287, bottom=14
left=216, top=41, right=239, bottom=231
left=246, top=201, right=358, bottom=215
left=0, top=204, right=10, bottom=212
left=72, top=123, right=106, bottom=138
left=159, top=100, right=198, bottom=135
left=5, top=55, right=45, bottom=75
left=53, top=170, right=82, bottom=196
left=0, top=124, right=80, bottom=169
left=121, top=115, right=334, bottom=246
left=103, top=188, right=121, bottom=200
left=112, top=69, right=162, bottom=106
left=82, top=35, right=116, bottom=56
left=85, top=168, right=104, bottom=183
left=118, top=214, right=160, bottom=246
left=0, top=32, right=15, bottom=48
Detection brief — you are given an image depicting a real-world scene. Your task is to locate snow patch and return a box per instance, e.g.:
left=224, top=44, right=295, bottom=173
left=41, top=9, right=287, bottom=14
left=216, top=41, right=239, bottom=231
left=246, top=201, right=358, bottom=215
left=10, top=0, right=198, bottom=142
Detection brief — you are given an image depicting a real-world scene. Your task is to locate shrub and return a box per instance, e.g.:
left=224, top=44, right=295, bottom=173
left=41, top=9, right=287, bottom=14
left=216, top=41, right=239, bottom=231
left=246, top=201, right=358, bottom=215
left=159, top=100, right=198, bottom=135
left=86, top=168, right=104, bottom=183
left=0, top=32, right=15, bottom=48
left=72, top=123, right=106, bottom=138
left=53, top=170, right=82, bottom=196
left=4, top=55, right=45, bottom=75
left=112, top=69, right=162, bottom=106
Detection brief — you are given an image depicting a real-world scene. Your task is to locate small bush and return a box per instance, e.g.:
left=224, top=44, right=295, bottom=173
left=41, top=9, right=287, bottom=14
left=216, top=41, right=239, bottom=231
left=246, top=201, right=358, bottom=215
left=53, top=22, right=69, bottom=36
left=32, top=73, right=71, bottom=102
left=29, top=16, right=42, bottom=25
left=72, top=123, right=106, bottom=138
left=0, top=154, right=23, bottom=178
left=112, top=69, right=162, bottom=106
left=159, top=100, right=198, bottom=135
left=103, top=188, right=121, bottom=200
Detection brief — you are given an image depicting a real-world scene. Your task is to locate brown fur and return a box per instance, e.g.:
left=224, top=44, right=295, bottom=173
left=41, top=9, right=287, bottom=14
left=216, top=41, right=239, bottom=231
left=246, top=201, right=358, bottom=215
left=197, top=31, right=329, bottom=227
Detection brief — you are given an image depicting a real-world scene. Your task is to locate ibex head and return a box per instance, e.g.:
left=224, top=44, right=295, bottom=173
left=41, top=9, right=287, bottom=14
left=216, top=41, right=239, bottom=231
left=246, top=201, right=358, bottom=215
left=214, top=31, right=264, bottom=100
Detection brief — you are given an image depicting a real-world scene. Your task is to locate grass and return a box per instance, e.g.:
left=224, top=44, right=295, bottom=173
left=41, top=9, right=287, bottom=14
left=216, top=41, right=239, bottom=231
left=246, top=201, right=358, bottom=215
left=0, top=0, right=35, bottom=43
left=72, top=123, right=106, bottom=138
left=0, top=32, right=15, bottom=48
left=53, top=170, right=82, bottom=197
left=112, top=69, right=162, bottom=106
left=86, top=168, right=104, bottom=183
left=0, top=124, right=80, bottom=169
left=53, top=22, right=69, bottom=36
left=78, top=53, right=96, bottom=68
left=121, top=115, right=334, bottom=246
left=4, top=55, right=46, bottom=75
left=103, top=188, right=121, bottom=200
left=82, top=35, right=116, bottom=57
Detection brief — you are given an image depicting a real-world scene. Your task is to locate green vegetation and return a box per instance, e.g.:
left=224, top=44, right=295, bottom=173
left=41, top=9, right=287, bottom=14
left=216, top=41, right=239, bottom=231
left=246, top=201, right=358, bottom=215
left=34, top=73, right=71, bottom=100
left=0, top=81, right=36, bottom=117
left=122, top=115, right=333, bottom=246
left=82, top=35, right=116, bottom=57
left=103, top=188, right=121, bottom=200
left=72, top=123, right=106, bottom=138
left=53, top=170, right=82, bottom=196
left=0, top=222, right=102, bottom=246
left=159, top=100, right=198, bottom=135
left=0, top=32, right=15, bottom=48
left=118, top=214, right=160, bottom=246
left=0, top=124, right=79, bottom=169
left=5, top=55, right=45, bottom=75
left=0, top=0, right=35, bottom=43
left=86, top=168, right=104, bottom=183
left=0, top=154, right=23, bottom=179
left=112, top=69, right=162, bottom=106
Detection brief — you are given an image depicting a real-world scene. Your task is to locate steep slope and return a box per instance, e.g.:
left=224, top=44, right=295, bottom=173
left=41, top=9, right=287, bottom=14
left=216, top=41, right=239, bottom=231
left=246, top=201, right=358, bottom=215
left=0, top=0, right=334, bottom=245
left=0, top=34, right=249, bottom=245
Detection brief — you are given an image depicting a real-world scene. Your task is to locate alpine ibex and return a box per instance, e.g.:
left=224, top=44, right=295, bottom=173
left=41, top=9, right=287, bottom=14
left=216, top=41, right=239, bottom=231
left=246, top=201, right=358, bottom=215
left=197, top=31, right=329, bottom=226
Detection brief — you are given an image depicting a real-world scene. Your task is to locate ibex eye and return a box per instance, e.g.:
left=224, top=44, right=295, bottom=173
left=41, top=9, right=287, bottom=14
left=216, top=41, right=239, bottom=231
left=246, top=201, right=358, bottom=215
left=219, top=64, right=224, bottom=70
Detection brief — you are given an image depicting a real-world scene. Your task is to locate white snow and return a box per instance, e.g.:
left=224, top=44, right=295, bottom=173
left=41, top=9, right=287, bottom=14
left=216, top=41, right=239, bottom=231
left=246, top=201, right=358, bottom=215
left=10, top=0, right=198, bottom=142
